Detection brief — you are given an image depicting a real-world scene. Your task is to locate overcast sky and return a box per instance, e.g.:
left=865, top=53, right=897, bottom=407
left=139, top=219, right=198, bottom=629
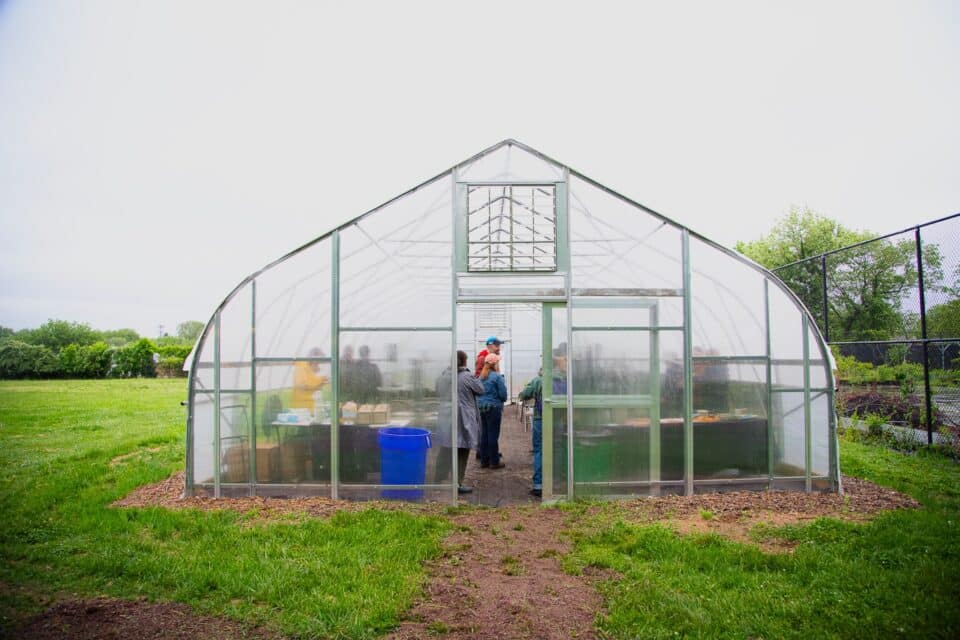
left=1, top=1, right=958, bottom=337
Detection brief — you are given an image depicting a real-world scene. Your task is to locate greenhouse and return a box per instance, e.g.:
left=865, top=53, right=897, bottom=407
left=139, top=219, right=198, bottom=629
left=185, top=139, right=838, bottom=503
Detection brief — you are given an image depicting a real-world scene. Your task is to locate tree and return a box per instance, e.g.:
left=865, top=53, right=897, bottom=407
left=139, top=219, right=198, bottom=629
left=736, top=207, right=871, bottom=266
left=176, top=320, right=205, bottom=344
left=737, top=208, right=944, bottom=341
left=926, top=300, right=960, bottom=339
left=19, top=319, right=99, bottom=352
left=98, top=328, right=140, bottom=347
left=0, top=326, right=14, bottom=342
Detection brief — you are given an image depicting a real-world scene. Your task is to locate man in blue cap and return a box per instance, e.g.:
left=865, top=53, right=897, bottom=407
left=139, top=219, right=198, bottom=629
left=474, top=336, right=504, bottom=377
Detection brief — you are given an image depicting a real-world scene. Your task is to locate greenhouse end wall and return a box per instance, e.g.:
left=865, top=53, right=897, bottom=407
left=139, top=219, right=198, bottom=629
left=186, top=140, right=837, bottom=502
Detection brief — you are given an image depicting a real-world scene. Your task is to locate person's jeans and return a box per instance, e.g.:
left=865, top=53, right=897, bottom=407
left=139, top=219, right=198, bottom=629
left=532, top=416, right=542, bottom=489
left=479, top=405, right=503, bottom=466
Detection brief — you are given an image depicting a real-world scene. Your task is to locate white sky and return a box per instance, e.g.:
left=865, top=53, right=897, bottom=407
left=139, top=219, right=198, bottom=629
left=1, top=1, right=958, bottom=337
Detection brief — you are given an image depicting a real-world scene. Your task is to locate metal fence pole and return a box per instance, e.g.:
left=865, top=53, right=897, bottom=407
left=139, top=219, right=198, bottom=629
left=916, top=227, right=933, bottom=445
left=820, top=254, right=829, bottom=342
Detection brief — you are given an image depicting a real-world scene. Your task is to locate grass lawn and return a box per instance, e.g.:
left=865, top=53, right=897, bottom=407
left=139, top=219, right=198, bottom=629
left=565, top=438, right=960, bottom=639
left=2, top=380, right=959, bottom=639
left=0, top=379, right=449, bottom=639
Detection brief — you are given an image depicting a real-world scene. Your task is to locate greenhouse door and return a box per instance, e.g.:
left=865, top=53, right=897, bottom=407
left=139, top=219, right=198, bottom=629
left=566, top=298, right=676, bottom=498
left=541, top=302, right=568, bottom=500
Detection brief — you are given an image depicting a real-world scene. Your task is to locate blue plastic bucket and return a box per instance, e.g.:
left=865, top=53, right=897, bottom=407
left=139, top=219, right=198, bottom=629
left=377, top=427, right=432, bottom=500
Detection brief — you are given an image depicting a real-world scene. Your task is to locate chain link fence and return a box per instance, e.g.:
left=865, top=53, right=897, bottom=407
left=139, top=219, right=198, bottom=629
left=773, top=214, right=960, bottom=455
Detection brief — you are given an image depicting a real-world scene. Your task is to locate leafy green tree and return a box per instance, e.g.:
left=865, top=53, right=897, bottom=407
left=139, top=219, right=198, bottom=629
left=926, top=300, right=960, bottom=339
left=176, top=320, right=205, bottom=344
left=738, top=208, right=943, bottom=341
left=736, top=207, right=871, bottom=266
left=98, top=328, right=140, bottom=347
left=0, top=326, right=14, bottom=342
left=19, top=319, right=99, bottom=351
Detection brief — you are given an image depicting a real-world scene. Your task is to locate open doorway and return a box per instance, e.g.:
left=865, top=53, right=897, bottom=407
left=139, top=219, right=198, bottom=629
left=456, top=303, right=543, bottom=506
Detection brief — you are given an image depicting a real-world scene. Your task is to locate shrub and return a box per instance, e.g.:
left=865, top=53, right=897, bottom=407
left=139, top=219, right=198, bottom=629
left=78, top=342, right=113, bottom=378
left=155, top=344, right=192, bottom=359
left=838, top=388, right=941, bottom=430
left=111, top=339, right=157, bottom=378
left=0, top=340, right=59, bottom=379
left=156, top=356, right=187, bottom=378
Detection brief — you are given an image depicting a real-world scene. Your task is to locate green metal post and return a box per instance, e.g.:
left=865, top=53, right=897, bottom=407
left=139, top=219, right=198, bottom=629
left=542, top=302, right=554, bottom=500
left=555, top=179, right=570, bottom=272
left=250, top=279, right=257, bottom=496
left=563, top=170, right=574, bottom=499
left=649, top=303, right=661, bottom=495
left=450, top=170, right=459, bottom=505
left=765, top=280, right=773, bottom=489
left=803, top=315, right=812, bottom=493
left=213, top=311, right=221, bottom=498
left=682, top=230, right=694, bottom=496
left=331, top=230, right=340, bottom=499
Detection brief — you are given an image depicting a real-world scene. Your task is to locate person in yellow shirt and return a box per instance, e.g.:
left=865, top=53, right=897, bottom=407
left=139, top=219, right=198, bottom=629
left=291, top=347, right=329, bottom=410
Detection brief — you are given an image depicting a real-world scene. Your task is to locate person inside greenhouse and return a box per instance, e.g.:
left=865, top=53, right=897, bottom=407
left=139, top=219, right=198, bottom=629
left=478, top=353, right=508, bottom=469
left=291, top=347, right=329, bottom=411
left=434, top=350, right=485, bottom=494
left=354, top=344, right=383, bottom=404
left=339, top=345, right=357, bottom=401
left=475, top=336, right=504, bottom=377
left=519, top=350, right=568, bottom=497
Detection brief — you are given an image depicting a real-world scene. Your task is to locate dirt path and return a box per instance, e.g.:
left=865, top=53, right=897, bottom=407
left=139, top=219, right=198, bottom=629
left=386, top=506, right=602, bottom=640
left=460, top=405, right=540, bottom=507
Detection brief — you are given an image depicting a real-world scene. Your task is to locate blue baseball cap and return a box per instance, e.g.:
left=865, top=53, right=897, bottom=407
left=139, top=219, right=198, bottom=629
left=485, top=336, right=504, bottom=345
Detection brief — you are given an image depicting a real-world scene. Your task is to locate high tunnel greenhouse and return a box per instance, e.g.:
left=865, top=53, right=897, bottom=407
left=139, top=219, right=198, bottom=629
left=186, top=140, right=838, bottom=502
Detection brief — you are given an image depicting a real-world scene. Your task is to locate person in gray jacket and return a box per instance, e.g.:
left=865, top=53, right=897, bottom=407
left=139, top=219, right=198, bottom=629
left=434, top=350, right=484, bottom=494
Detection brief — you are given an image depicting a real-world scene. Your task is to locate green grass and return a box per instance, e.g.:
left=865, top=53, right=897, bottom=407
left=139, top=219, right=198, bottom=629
left=5, top=380, right=960, bottom=639
left=0, top=380, right=449, bottom=639
left=565, top=441, right=960, bottom=639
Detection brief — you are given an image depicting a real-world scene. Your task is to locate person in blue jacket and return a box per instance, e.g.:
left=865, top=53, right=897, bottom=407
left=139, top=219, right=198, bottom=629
left=477, top=353, right=508, bottom=469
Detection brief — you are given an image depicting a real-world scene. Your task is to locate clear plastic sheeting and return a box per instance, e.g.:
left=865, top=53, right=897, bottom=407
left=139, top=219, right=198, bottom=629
left=690, top=236, right=766, bottom=356
left=256, top=361, right=332, bottom=485
left=569, top=175, right=683, bottom=292
left=337, top=331, right=452, bottom=491
left=692, top=360, right=768, bottom=480
left=187, top=140, right=838, bottom=501
left=340, top=178, right=452, bottom=328
left=458, top=143, right=564, bottom=183
left=255, top=238, right=332, bottom=358
left=218, top=283, right=253, bottom=391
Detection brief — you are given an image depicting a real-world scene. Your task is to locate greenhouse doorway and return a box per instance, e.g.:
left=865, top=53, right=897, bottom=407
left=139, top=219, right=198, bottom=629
left=456, top=302, right=560, bottom=506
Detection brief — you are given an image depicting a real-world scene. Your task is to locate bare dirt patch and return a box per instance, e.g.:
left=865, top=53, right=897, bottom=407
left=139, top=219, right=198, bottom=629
left=11, top=597, right=281, bottom=639
left=615, top=475, right=919, bottom=552
left=386, top=507, right=603, bottom=640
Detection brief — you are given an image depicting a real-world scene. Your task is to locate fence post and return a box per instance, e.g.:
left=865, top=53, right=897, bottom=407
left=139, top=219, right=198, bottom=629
left=915, top=227, right=933, bottom=446
left=820, top=254, right=829, bottom=342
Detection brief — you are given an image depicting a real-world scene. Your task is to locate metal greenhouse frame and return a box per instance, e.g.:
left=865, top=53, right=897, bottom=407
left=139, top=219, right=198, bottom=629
left=185, top=140, right=838, bottom=503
